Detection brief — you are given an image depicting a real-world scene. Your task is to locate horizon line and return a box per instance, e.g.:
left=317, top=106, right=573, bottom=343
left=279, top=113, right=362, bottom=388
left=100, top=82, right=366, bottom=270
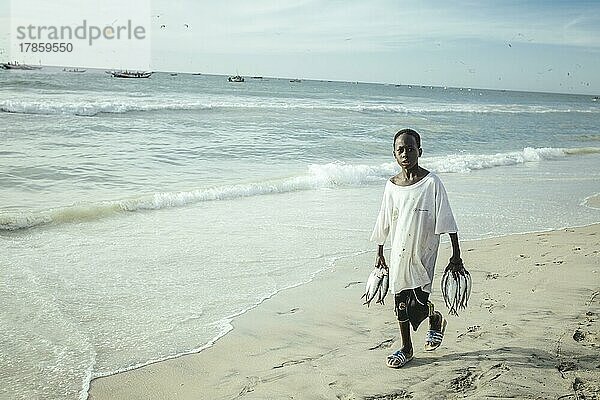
left=2, top=61, right=599, bottom=97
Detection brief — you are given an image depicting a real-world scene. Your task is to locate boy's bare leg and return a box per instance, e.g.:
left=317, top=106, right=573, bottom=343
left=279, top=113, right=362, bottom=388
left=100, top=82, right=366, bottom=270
left=386, top=320, right=414, bottom=368
left=387, top=300, right=414, bottom=367
left=399, top=320, right=413, bottom=358
left=425, top=302, right=447, bottom=351
left=429, top=310, right=442, bottom=330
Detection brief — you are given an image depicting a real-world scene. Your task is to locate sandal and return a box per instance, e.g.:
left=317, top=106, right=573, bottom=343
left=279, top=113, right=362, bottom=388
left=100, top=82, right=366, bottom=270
left=386, top=350, right=413, bottom=368
left=425, top=316, right=447, bottom=351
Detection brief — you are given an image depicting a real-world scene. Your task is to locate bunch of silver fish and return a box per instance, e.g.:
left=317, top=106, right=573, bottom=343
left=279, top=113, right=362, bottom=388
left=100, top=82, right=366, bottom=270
left=441, top=262, right=472, bottom=316
left=361, top=267, right=389, bottom=307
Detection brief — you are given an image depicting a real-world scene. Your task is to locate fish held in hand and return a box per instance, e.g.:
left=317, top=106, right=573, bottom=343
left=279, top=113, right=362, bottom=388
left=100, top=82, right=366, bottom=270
left=376, top=269, right=389, bottom=305
left=441, top=259, right=472, bottom=316
left=361, top=267, right=385, bottom=307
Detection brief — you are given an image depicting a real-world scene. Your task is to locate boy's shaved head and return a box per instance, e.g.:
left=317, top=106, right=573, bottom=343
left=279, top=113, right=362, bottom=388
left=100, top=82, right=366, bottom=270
left=394, top=129, right=421, bottom=148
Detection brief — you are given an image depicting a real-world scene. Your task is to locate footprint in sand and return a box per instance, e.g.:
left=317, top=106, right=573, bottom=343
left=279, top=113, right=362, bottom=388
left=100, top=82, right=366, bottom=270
left=571, top=377, right=600, bottom=400
left=485, top=362, right=510, bottom=383
left=580, top=296, right=599, bottom=344
left=573, top=328, right=599, bottom=347
left=449, top=363, right=510, bottom=393
left=585, top=292, right=599, bottom=307
left=449, top=366, right=481, bottom=393
left=573, top=377, right=584, bottom=391
left=457, top=325, right=483, bottom=341
left=556, top=360, right=578, bottom=378
left=572, top=298, right=600, bottom=348
left=481, top=297, right=504, bottom=313
left=585, top=310, right=596, bottom=322
left=573, top=326, right=586, bottom=342
left=236, top=376, right=261, bottom=398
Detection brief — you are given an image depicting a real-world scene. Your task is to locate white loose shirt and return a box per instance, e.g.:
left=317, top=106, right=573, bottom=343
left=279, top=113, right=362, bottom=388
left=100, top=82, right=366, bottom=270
left=370, top=173, right=458, bottom=294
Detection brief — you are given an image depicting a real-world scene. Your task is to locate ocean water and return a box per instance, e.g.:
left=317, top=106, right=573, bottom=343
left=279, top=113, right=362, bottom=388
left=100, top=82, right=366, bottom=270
left=1, top=69, right=599, bottom=400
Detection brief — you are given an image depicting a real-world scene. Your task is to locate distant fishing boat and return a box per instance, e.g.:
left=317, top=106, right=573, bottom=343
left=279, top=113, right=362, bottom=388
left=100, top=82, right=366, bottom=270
left=289, top=79, right=301, bottom=83
left=593, top=96, right=599, bottom=102
left=63, top=68, right=86, bottom=73
left=228, top=75, right=244, bottom=82
left=111, top=70, right=153, bottom=79
left=2, top=61, right=42, bottom=70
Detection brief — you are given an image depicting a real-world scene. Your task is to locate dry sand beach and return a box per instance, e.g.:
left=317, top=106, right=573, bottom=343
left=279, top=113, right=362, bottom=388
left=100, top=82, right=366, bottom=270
left=89, top=224, right=599, bottom=400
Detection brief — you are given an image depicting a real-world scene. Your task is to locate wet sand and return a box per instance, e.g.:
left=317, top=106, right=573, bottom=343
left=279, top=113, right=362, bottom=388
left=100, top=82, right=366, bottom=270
left=89, top=224, right=600, bottom=400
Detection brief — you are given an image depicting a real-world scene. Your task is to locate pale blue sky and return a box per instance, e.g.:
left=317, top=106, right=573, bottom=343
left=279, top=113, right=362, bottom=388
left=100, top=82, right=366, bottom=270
left=2, top=1, right=599, bottom=94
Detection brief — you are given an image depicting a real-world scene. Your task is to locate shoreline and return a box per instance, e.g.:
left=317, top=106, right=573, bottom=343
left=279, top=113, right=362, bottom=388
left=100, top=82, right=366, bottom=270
left=85, top=222, right=593, bottom=380
left=89, top=224, right=600, bottom=400
left=89, top=250, right=373, bottom=381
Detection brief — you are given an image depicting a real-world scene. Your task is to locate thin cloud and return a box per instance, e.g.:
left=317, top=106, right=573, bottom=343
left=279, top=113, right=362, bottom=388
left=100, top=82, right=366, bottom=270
left=151, top=1, right=600, bottom=54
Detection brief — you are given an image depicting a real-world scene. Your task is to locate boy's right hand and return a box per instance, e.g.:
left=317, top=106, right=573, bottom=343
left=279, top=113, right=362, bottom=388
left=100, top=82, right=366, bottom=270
left=375, top=255, right=388, bottom=270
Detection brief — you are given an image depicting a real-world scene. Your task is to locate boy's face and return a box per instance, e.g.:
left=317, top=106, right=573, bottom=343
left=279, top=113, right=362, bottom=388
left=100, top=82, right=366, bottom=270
left=394, top=134, right=422, bottom=170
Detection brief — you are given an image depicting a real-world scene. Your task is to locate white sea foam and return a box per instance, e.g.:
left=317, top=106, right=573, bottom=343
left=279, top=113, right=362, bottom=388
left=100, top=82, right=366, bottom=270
left=0, top=99, right=214, bottom=116
left=582, top=193, right=600, bottom=210
left=1, top=97, right=598, bottom=116
left=1, top=147, right=597, bottom=231
left=426, top=147, right=569, bottom=173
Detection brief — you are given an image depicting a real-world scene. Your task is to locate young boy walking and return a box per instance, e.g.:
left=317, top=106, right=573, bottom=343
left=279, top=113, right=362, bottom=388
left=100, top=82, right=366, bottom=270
left=370, top=128, right=462, bottom=368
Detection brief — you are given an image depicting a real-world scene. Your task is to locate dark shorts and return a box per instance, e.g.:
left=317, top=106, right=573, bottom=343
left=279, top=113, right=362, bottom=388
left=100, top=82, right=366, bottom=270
left=394, top=287, right=432, bottom=331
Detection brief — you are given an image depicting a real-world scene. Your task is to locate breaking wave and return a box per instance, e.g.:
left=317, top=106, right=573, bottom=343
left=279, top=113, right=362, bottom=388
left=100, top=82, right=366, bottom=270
left=1, top=97, right=598, bottom=117
left=0, top=99, right=215, bottom=116
left=1, top=147, right=597, bottom=231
